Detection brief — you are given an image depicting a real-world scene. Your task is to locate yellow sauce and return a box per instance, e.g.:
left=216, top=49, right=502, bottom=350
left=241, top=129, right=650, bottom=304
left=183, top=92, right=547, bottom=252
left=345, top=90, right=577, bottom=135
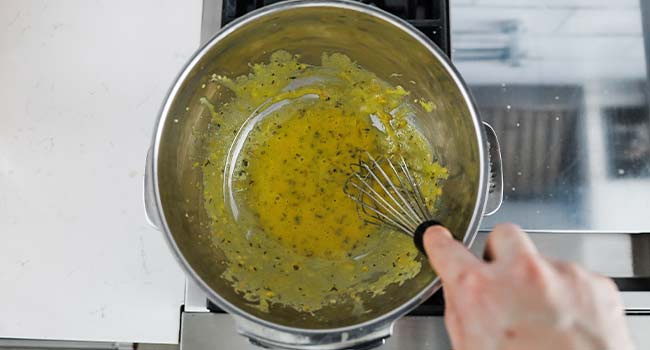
left=199, top=51, right=447, bottom=315
left=242, top=105, right=379, bottom=259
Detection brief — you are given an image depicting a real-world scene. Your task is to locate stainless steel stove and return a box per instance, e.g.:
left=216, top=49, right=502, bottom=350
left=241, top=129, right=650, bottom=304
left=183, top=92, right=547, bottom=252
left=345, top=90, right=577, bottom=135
left=182, top=0, right=650, bottom=348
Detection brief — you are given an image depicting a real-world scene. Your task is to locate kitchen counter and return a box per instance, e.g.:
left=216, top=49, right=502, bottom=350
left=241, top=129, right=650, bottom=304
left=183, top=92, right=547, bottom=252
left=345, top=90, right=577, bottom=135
left=0, top=0, right=201, bottom=343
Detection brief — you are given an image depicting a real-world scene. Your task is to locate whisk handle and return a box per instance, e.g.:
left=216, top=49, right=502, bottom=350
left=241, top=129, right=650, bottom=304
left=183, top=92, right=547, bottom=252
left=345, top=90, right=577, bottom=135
left=413, top=220, right=443, bottom=255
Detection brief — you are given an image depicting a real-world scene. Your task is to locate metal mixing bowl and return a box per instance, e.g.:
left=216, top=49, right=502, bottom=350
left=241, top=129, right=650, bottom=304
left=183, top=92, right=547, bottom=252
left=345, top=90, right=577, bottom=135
left=144, top=1, right=502, bottom=348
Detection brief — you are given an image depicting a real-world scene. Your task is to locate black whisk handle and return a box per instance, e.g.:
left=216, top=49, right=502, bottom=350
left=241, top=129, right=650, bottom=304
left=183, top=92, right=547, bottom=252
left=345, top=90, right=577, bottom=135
left=413, top=220, right=444, bottom=255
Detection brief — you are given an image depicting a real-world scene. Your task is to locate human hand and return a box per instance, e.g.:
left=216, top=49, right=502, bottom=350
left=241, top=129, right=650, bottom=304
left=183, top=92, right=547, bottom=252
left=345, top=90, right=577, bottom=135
left=423, top=223, right=634, bottom=350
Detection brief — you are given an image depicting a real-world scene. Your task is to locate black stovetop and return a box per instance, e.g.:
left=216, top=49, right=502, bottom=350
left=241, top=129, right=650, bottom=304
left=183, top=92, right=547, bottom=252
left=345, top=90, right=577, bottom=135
left=222, top=0, right=451, bottom=57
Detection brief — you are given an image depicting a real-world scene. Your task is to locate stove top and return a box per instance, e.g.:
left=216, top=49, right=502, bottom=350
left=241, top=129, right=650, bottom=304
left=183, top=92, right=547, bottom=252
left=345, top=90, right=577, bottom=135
left=221, top=0, right=450, bottom=57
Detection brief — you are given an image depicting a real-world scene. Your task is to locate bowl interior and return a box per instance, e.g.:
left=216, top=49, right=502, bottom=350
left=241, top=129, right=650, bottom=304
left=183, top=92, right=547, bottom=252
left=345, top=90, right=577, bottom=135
left=156, top=2, right=483, bottom=329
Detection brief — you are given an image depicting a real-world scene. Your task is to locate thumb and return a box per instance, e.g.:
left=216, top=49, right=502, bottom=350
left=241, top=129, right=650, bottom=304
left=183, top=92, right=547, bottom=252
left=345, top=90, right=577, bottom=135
left=423, top=226, right=479, bottom=282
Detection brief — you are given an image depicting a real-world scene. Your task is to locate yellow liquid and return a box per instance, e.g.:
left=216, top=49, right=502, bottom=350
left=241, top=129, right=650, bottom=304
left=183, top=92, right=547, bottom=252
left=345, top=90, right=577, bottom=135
left=199, top=51, right=447, bottom=315
left=241, top=101, right=384, bottom=259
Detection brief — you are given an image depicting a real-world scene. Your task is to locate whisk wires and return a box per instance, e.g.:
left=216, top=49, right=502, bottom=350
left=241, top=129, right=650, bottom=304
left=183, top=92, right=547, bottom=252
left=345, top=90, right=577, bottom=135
left=343, top=152, right=434, bottom=237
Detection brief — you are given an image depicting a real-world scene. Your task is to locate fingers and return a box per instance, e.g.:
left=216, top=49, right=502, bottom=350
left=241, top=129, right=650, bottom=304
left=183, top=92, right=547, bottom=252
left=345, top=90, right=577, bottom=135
left=423, top=226, right=480, bottom=282
left=550, top=259, right=627, bottom=326
left=551, top=260, right=623, bottom=306
left=484, top=223, right=537, bottom=262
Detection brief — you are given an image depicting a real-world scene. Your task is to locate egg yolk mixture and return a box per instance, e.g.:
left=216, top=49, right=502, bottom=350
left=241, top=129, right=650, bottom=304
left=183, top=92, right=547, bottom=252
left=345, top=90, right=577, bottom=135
left=199, top=51, right=447, bottom=315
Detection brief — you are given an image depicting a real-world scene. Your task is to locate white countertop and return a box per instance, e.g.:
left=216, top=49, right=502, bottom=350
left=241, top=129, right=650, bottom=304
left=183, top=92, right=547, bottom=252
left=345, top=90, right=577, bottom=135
left=0, top=0, right=201, bottom=343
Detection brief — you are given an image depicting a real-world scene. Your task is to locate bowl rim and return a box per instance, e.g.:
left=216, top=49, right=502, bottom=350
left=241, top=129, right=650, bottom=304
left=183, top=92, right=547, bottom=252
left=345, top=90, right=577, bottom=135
left=150, top=0, right=489, bottom=336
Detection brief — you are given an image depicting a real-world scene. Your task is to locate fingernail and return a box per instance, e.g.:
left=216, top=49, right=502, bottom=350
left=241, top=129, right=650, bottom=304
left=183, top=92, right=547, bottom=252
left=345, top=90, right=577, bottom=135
left=425, top=225, right=452, bottom=239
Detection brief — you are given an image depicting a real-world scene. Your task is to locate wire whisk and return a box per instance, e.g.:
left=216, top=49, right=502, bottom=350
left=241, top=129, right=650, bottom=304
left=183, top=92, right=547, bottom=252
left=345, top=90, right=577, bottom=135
left=343, top=153, right=441, bottom=246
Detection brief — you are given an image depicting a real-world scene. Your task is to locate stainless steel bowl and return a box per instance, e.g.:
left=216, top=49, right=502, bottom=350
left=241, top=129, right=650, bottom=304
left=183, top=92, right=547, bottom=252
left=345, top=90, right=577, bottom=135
left=144, top=1, right=502, bottom=348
